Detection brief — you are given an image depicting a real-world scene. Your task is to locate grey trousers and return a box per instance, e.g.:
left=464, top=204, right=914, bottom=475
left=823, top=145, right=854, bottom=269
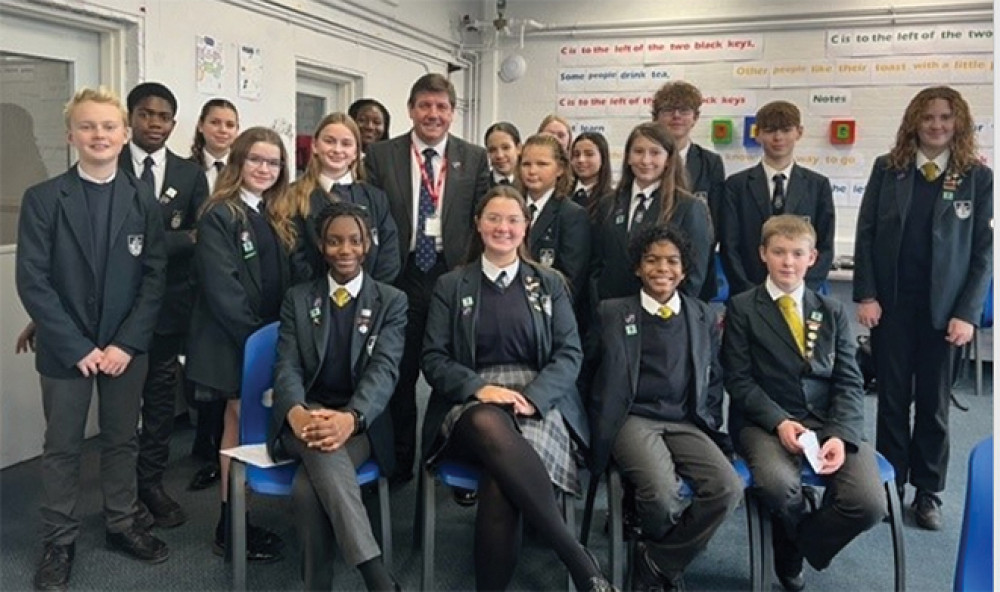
left=740, top=424, right=888, bottom=570
left=611, top=416, right=742, bottom=576
left=282, top=430, right=380, bottom=590
left=39, top=356, right=148, bottom=545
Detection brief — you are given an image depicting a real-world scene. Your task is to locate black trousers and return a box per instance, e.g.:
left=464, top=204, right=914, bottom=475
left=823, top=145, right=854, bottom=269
left=872, top=296, right=954, bottom=493
left=136, top=332, right=182, bottom=489
left=390, top=253, right=448, bottom=478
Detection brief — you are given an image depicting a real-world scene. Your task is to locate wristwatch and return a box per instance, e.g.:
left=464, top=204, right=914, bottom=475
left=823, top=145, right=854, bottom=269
left=350, top=409, right=367, bottom=435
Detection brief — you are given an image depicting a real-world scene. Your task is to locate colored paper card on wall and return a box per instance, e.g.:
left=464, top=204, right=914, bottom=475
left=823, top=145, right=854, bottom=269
left=711, top=119, right=733, bottom=144
left=743, top=116, right=759, bottom=147
left=830, top=119, right=856, bottom=145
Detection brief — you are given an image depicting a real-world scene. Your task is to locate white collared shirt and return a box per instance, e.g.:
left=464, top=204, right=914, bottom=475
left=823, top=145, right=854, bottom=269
left=765, top=276, right=805, bottom=323
left=629, top=180, right=661, bottom=228
left=915, top=149, right=951, bottom=178
left=573, top=180, right=594, bottom=196
left=678, top=142, right=691, bottom=165
left=320, top=170, right=354, bottom=193
left=640, top=289, right=682, bottom=317
left=239, top=187, right=264, bottom=213
left=129, top=143, right=167, bottom=198
left=202, top=151, right=229, bottom=192
left=762, top=161, right=795, bottom=199
left=492, top=171, right=514, bottom=186
left=481, top=255, right=520, bottom=285
left=78, top=167, right=116, bottom=184
left=527, top=188, right=555, bottom=223
left=328, top=270, right=364, bottom=300
left=410, top=132, right=448, bottom=252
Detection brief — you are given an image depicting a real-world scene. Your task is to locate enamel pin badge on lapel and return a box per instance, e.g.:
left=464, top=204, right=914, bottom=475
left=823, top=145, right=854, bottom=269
left=127, top=234, right=144, bottom=256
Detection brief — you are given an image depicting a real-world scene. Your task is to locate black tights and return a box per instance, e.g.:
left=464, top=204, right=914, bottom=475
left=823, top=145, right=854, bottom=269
left=448, top=404, right=600, bottom=591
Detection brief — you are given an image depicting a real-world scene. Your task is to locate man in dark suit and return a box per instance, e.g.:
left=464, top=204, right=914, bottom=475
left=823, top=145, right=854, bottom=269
left=719, top=101, right=835, bottom=296
left=120, top=82, right=209, bottom=528
left=17, top=87, right=169, bottom=591
left=364, top=73, right=490, bottom=482
left=722, top=215, right=886, bottom=592
left=652, top=81, right=726, bottom=301
left=586, top=224, right=741, bottom=591
left=269, top=202, right=405, bottom=590
left=853, top=86, right=993, bottom=530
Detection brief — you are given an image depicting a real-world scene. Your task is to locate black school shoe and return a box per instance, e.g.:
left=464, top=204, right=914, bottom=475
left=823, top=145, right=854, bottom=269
left=139, top=484, right=187, bottom=528
left=912, top=490, right=943, bottom=530
left=106, top=525, right=169, bottom=563
left=632, top=541, right=685, bottom=592
left=772, top=523, right=805, bottom=592
left=33, top=543, right=74, bottom=591
left=188, top=463, right=221, bottom=491
left=212, top=523, right=284, bottom=562
left=452, top=487, right=477, bottom=506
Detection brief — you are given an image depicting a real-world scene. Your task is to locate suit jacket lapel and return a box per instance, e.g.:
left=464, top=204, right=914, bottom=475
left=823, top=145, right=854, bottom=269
left=394, top=137, right=413, bottom=237
left=784, top=165, right=806, bottom=215
left=622, top=297, right=642, bottom=395
left=242, top=206, right=263, bottom=294
left=894, top=167, right=915, bottom=222
left=530, top=199, right=559, bottom=252
left=934, top=165, right=965, bottom=221
left=60, top=168, right=96, bottom=276
left=441, top=137, right=464, bottom=245
left=611, top=190, right=631, bottom=251
left=351, top=277, right=380, bottom=377
left=686, top=145, right=703, bottom=188
left=748, top=164, right=772, bottom=218
left=107, top=174, right=135, bottom=255
left=682, top=294, right=708, bottom=396
left=518, top=263, right=551, bottom=369
left=755, top=286, right=802, bottom=359
left=801, top=290, right=828, bottom=367
left=310, top=279, right=331, bottom=385
left=459, top=264, right=481, bottom=368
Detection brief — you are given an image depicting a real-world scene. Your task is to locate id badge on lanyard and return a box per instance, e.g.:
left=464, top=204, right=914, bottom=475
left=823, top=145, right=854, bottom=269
left=413, top=144, right=446, bottom=237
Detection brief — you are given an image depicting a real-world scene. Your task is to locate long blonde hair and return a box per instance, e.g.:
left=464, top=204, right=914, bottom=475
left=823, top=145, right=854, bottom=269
left=888, top=86, right=979, bottom=174
left=202, top=126, right=297, bottom=251
left=290, top=113, right=366, bottom=219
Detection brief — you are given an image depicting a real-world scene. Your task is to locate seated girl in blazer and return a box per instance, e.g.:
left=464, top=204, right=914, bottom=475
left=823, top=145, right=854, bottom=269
left=420, top=186, right=612, bottom=591
left=591, top=123, right=713, bottom=303
left=186, top=127, right=297, bottom=561
left=291, top=112, right=400, bottom=284
left=270, top=201, right=406, bottom=591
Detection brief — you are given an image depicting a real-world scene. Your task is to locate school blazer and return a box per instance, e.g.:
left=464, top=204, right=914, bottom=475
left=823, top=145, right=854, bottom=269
left=719, top=163, right=835, bottom=296
left=722, top=286, right=865, bottom=449
left=268, top=276, right=407, bottom=473
left=529, top=196, right=591, bottom=304
left=853, top=155, right=993, bottom=329
left=292, top=183, right=401, bottom=283
left=119, top=149, right=209, bottom=334
left=591, top=187, right=713, bottom=302
left=420, top=260, right=589, bottom=458
left=586, top=293, right=732, bottom=477
left=15, top=166, right=167, bottom=379
left=686, top=144, right=726, bottom=300
left=186, top=201, right=292, bottom=392
left=365, top=133, right=490, bottom=271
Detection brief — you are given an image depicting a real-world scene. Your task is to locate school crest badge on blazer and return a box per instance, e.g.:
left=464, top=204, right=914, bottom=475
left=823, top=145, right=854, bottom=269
left=954, top=201, right=972, bottom=220
left=127, top=234, right=144, bottom=256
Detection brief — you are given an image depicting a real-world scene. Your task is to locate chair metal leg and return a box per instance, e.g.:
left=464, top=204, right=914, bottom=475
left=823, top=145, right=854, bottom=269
left=608, top=468, right=625, bottom=590
left=230, top=460, right=247, bottom=591
left=564, top=492, right=577, bottom=592
left=580, top=474, right=600, bottom=545
left=885, top=482, right=907, bottom=592
left=378, top=475, right=393, bottom=569
left=757, top=503, right=774, bottom=592
left=745, top=490, right=765, bottom=592
left=974, top=328, right=983, bottom=397
left=421, top=466, right=435, bottom=591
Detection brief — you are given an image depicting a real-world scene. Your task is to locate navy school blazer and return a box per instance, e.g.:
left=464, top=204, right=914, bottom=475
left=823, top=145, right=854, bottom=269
left=16, top=166, right=167, bottom=378
left=364, top=133, right=490, bottom=272
left=685, top=143, right=726, bottom=301
left=585, top=293, right=732, bottom=477
left=853, top=155, right=993, bottom=329
left=722, top=285, right=865, bottom=449
left=268, top=275, right=407, bottom=474
left=591, top=186, right=713, bottom=303
left=185, top=201, right=292, bottom=393
left=420, top=260, right=589, bottom=459
left=292, top=183, right=401, bottom=284
left=529, top=196, right=591, bottom=307
left=719, top=163, right=835, bottom=296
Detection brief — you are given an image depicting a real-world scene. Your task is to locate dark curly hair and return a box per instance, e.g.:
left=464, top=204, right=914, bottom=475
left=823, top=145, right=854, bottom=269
left=627, top=222, right=693, bottom=277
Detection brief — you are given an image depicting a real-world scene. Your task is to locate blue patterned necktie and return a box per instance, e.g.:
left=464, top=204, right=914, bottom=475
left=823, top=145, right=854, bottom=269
left=416, top=147, right=439, bottom=272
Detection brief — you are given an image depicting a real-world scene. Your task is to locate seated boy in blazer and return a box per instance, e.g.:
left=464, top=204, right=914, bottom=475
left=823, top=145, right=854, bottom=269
left=587, top=223, right=742, bottom=592
left=719, top=101, right=835, bottom=295
left=721, top=215, right=886, bottom=591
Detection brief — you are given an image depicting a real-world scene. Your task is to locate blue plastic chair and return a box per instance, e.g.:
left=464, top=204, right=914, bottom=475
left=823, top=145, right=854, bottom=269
left=228, top=322, right=392, bottom=589
left=580, top=458, right=759, bottom=590
left=711, top=253, right=730, bottom=303
left=418, top=460, right=576, bottom=590
left=751, top=451, right=905, bottom=592
left=817, top=280, right=831, bottom=296
left=954, top=437, right=993, bottom=591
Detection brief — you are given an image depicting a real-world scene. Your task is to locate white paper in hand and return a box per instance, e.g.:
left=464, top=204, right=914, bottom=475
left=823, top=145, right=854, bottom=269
left=798, top=430, right=823, bottom=473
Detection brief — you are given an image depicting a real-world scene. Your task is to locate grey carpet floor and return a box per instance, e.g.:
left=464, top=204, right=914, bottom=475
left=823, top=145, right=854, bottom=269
left=1, top=368, right=992, bottom=591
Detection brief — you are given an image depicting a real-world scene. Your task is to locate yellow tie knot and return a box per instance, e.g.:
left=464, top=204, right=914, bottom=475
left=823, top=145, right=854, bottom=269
left=333, top=287, right=351, bottom=308
left=657, top=305, right=673, bottom=320
left=777, top=295, right=805, bottom=355
left=921, top=161, right=940, bottom=182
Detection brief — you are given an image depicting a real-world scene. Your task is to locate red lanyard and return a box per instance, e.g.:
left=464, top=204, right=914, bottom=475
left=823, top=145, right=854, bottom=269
left=412, top=144, right=447, bottom=208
